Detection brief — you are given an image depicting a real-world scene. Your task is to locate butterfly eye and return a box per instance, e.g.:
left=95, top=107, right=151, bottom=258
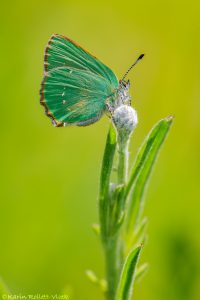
left=119, top=79, right=124, bottom=86
left=119, top=79, right=130, bottom=89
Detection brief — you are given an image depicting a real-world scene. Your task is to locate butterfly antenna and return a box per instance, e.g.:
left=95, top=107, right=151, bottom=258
left=122, top=54, right=145, bottom=81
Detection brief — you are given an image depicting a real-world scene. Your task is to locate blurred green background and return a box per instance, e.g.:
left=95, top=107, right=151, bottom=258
left=1, top=0, right=200, bottom=299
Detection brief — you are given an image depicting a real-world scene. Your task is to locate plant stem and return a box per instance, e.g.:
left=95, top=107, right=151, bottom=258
left=104, top=135, right=130, bottom=300
left=105, top=236, right=121, bottom=300
left=117, top=139, right=129, bottom=185
left=98, top=117, right=172, bottom=300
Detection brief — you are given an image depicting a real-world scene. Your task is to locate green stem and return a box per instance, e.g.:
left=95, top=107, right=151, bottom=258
left=105, top=236, right=121, bottom=300
left=118, top=140, right=129, bottom=185
left=104, top=135, right=130, bottom=300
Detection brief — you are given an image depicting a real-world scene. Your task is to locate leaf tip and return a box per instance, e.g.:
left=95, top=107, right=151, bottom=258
left=166, top=115, right=175, bottom=123
left=92, top=223, right=100, bottom=236
left=139, top=242, right=144, bottom=249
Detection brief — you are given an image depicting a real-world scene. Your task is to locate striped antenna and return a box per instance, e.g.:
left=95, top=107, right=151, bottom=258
left=122, top=54, right=144, bottom=81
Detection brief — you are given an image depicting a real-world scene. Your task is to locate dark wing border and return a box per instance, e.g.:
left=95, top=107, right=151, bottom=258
left=44, top=33, right=98, bottom=73
left=40, top=75, right=64, bottom=127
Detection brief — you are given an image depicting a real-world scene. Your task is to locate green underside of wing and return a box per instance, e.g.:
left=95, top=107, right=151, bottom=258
left=46, top=34, right=119, bottom=89
left=42, top=67, right=114, bottom=124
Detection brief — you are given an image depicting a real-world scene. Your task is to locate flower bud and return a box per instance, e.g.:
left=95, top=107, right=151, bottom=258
left=112, top=105, right=138, bottom=146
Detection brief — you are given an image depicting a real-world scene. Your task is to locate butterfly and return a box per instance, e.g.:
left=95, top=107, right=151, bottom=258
left=40, top=34, right=144, bottom=127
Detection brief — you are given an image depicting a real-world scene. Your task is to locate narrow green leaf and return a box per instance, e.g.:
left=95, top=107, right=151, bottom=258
left=92, top=223, right=100, bottom=236
left=99, top=279, right=108, bottom=292
left=85, top=270, right=98, bottom=283
left=134, top=217, right=148, bottom=243
left=126, top=218, right=148, bottom=254
left=116, top=246, right=142, bottom=300
left=99, top=124, right=117, bottom=240
left=125, top=116, right=173, bottom=235
left=100, top=125, right=117, bottom=197
left=85, top=270, right=108, bottom=293
left=110, top=184, right=125, bottom=234
left=135, top=263, right=149, bottom=283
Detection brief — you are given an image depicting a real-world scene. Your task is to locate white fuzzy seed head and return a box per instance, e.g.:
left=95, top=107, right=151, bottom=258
left=112, top=105, right=138, bottom=138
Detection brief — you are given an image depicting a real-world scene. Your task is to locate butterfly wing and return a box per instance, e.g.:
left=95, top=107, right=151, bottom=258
left=45, top=34, right=118, bottom=87
left=41, top=66, right=116, bottom=126
left=40, top=34, right=119, bottom=126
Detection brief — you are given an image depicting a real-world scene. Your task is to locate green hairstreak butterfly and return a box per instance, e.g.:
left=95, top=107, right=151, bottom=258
left=40, top=34, right=144, bottom=127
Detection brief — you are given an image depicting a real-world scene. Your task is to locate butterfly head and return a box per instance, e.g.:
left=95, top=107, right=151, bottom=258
left=119, top=79, right=130, bottom=89
left=117, top=79, right=131, bottom=105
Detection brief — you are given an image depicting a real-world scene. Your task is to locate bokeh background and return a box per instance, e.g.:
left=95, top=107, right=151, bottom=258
left=1, top=0, right=200, bottom=299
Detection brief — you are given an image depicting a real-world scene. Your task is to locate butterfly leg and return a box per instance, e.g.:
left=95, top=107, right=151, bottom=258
left=105, top=102, right=114, bottom=117
left=105, top=96, right=116, bottom=116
